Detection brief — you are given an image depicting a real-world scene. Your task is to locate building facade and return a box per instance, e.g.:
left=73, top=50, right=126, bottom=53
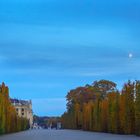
left=11, top=99, right=33, bottom=128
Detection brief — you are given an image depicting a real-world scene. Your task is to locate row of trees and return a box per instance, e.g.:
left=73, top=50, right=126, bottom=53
left=61, top=80, right=140, bottom=136
left=0, top=82, right=29, bottom=134
left=33, top=115, right=60, bottom=129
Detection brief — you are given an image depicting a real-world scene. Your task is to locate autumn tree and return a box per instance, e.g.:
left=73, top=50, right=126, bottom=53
left=0, top=82, right=29, bottom=134
left=121, top=81, right=135, bottom=134
left=107, top=92, right=120, bottom=133
left=61, top=80, right=140, bottom=136
left=135, top=81, right=140, bottom=136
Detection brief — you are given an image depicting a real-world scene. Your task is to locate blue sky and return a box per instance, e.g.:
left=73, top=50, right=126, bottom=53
left=0, top=0, right=140, bottom=116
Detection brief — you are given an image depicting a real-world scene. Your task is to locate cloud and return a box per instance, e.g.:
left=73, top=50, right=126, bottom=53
left=0, top=23, right=139, bottom=71
left=0, top=0, right=140, bottom=116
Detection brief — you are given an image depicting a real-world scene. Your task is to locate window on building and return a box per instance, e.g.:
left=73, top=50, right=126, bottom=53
left=22, top=113, right=24, bottom=116
left=22, top=108, right=24, bottom=112
left=16, top=108, right=18, bottom=112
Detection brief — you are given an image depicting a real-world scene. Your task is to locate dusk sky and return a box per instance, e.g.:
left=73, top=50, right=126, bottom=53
left=0, top=0, right=140, bottom=116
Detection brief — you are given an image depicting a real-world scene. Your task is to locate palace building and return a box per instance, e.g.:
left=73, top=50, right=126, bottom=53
left=11, top=99, right=33, bottom=128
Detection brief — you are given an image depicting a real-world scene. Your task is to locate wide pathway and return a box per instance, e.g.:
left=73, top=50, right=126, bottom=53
left=0, top=129, right=139, bottom=140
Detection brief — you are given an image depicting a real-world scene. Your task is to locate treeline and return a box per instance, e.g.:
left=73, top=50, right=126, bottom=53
left=34, top=115, right=61, bottom=129
left=61, top=80, right=140, bottom=136
left=0, top=82, right=29, bottom=134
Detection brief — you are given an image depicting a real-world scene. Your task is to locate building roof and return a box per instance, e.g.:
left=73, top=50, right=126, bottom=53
left=11, top=99, right=31, bottom=106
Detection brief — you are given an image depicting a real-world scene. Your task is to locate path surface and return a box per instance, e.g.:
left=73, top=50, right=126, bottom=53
left=0, top=129, right=139, bottom=140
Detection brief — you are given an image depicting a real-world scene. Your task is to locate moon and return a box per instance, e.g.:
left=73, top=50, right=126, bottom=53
left=129, top=53, right=133, bottom=58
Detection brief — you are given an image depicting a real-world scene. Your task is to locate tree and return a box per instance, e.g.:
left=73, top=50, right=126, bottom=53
left=135, top=81, right=140, bottom=136
left=0, top=82, right=29, bottom=134
left=93, top=80, right=117, bottom=99
left=61, top=80, right=140, bottom=136
left=107, top=92, right=120, bottom=133
left=100, top=98, right=108, bottom=132
left=74, top=103, right=82, bottom=129
left=121, top=81, right=135, bottom=134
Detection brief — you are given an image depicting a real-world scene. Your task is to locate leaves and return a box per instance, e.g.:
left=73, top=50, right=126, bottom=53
left=61, top=80, right=140, bottom=136
left=0, top=82, right=29, bottom=134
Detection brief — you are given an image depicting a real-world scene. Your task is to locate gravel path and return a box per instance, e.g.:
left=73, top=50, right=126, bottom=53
left=0, top=129, right=139, bottom=140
